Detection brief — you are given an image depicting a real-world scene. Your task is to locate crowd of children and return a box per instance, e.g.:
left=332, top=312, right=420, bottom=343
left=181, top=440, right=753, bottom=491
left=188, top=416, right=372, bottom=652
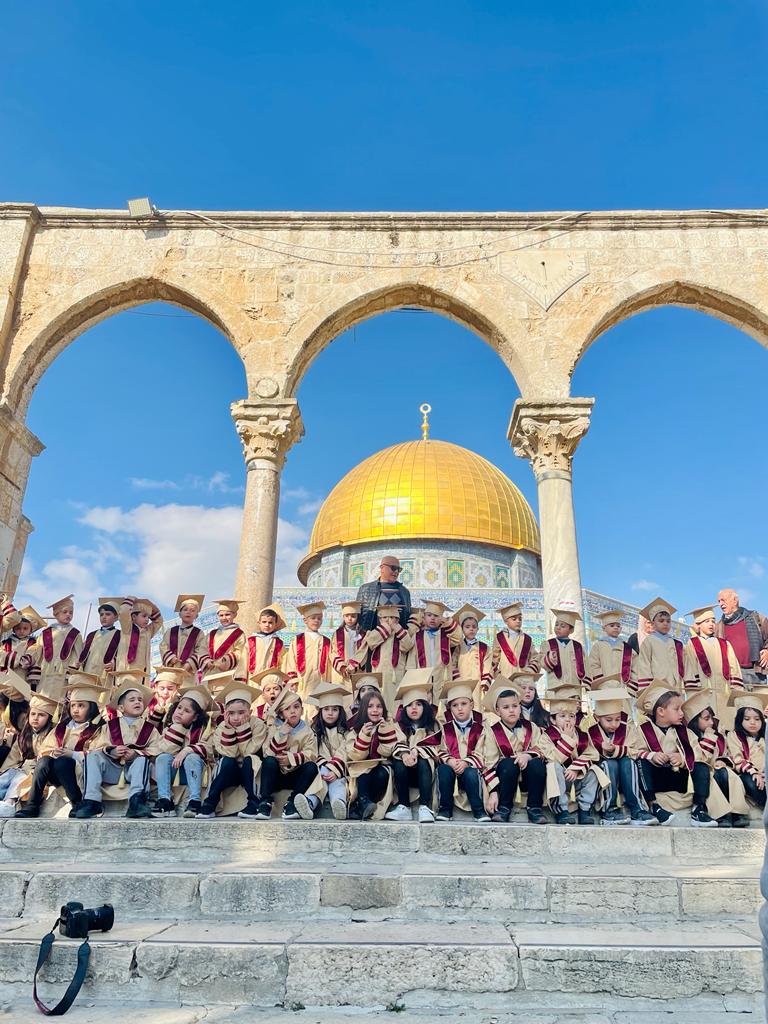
left=0, top=591, right=763, bottom=828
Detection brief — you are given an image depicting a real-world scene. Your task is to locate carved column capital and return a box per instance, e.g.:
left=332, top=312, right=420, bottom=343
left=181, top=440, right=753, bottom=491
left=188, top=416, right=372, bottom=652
left=230, top=398, right=304, bottom=470
left=507, top=398, right=594, bottom=479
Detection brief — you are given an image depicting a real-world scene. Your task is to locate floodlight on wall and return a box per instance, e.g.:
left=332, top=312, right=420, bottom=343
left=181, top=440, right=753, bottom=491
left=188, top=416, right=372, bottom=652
left=127, top=197, right=158, bottom=219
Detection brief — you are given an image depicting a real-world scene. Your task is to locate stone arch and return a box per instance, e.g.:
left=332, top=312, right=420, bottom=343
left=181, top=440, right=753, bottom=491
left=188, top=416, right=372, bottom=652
left=4, top=273, right=250, bottom=416
left=282, top=279, right=535, bottom=397
left=570, top=276, right=768, bottom=378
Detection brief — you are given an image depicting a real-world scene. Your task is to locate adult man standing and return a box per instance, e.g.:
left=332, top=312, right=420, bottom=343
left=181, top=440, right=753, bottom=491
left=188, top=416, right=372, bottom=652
left=356, top=556, right=412, bottom=633
left=716, top=588, right=768, bottom=690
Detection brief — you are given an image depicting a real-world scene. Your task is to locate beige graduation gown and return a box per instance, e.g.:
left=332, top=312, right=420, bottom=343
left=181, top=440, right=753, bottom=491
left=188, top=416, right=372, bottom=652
left=635, top=633, right=685, bottom=693
left=352, top=625, right=414, bottom=709
left=346, top=719, right=404, bottom=819
left=27, top=624, right=83, bottom=700
left=683, top=635, right=742, bottom=727
left=636, top=719, right=729, bottom=818
left=491, top=629, right=540, bottom=677
left=115, top=601, right=163, bottom=675
left=284, top=631, right=333, bottom=702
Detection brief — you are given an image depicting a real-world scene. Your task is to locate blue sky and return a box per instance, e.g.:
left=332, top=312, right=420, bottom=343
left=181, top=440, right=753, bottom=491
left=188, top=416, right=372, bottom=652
left=3, top=1, right=768, bottom=622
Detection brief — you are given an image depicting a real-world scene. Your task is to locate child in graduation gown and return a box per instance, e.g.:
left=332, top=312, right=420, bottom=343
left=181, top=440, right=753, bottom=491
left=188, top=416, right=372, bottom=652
left=387, top=671, right=442, bottom=822
left=2, top=605, right=45, bottom=678
left=300, top=681, right=350, bottom=820
left=15, top=673, right=103, bottom=817
left=346, top=689, right=404, bottom=821
left=73, top=672, right=161, bottom=820
left=351, top=605, right=413, bottom=710
left=406, top=600, right=461, bottom=691
left=202, top=600, right=246, bottom=685
left=492, top=601, right=540, bottom=678
left=520, top=675, right=550, bottom=728
left=251, top=668, right=289, bottom=719
left=436, top=678, right=488, bottom=822
left=541, top=609, right=590, bottom=693
left=145, top=666, right=194, bottom=730
left=197, top=679, right=266, bottom=819
left=116, top=597, right=163, bottom=675
left=244, top=603, right=288, bottom=678
left=477, top=676, right=547, bottom=824
left=284, top=601, right=332, bottom=702
left=160, top=594, right=209, bottom=675
left=256, top=685, right=320, bottom=820
left=152, top=684, right=214, bottom=819
left=726, top=691, right=767, bottom=811
left=0, top=691, right=57, bottom=816
left=683, top=689, right=749, bottom=828
left=27, top=595, right=83, bottom=701
left=538, top=684, right=608, bottom=825
left=683, top=605, right=743, bottom=726
left=330, top=601, right=363, bottom=686
left=635, top=597, right=686, bottom=695
left=587, top=685, right=655, bottom=826
left=587, top=609, right=637, bottom=694
left=78, top=600, right=121, bottom=681
left=634, top=682, right=719, bottom=827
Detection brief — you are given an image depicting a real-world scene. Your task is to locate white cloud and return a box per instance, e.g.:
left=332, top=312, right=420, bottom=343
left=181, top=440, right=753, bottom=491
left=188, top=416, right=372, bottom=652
left=274, top=518, right=310, bottom=586
left=130, top=477, right=180, bottom=491
left=297, top=498, right=323, bottom=516
left=284, top=486, right=311, bottom=500
left=129, top=472, right=243, bottom=496
left=738, top=556, right=766, bottom=580
left=631, top=579, right=660, bottom=592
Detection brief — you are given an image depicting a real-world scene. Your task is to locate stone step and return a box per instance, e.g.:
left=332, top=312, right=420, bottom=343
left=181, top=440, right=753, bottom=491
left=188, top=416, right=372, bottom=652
left=0, top=917, right=761, bottom=1009
left=0, top=817, right=763, bottom=864
left=0, top=858, right=761, bottom=923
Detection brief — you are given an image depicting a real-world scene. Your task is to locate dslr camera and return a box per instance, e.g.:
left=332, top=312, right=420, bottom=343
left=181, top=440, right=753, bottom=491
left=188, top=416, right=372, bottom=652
left=59, top=901, right=114, bottom=939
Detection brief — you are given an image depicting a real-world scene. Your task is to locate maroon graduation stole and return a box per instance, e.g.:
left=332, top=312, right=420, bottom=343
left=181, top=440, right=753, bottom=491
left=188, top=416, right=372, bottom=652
left=640, top=720, right=695, bottom=772
left=334, top=625, right=359, bottom=664
left=107, top=716, right=155, bottom=751
left=42, top=626, right=80, bottom=664
left=477, top=641, right=488, bottom=677
left=547, top=638, right=586, bottom=680
left=545, top=725, right=586, bottom=760
left=247, top=634, right=284, bottom=673
left=167, top=625, right=202, bottom=665
left=588, top=721, right=626, bottom=757
left=497, top=631, right=532, bottom=669
left=739, top=734, right=752, bottom=763
left=79, top=629, right=120, bottom=668
left=296, top=633, right=331, bottom=675
left=673, top=638, right=685, bottom=678
left=415, top=629, right=450, bottom=667
left=491, top=718, right=533, bottom=757
left=208, top=626, right=244, bottom=661
left=620, top=643, right=633, bottom=683
left=54, top=719, right=99, bottom=751
left=372, top=633, right=400, bottom=668
left=126, top=624, right=142, bottom=664
left=443, top=712, right=484, bottom=759
left=690, top=636, right=730, bottom=679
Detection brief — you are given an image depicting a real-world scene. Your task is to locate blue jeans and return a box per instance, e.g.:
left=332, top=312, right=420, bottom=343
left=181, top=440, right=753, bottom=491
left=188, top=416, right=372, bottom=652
left=155, top=752, right=204, bottom=801
left=601, top=756, right=642, bottom=814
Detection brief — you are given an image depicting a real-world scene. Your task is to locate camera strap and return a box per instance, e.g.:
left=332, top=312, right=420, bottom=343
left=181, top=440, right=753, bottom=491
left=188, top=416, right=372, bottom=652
left=33, top=919, right=91, bottom=1016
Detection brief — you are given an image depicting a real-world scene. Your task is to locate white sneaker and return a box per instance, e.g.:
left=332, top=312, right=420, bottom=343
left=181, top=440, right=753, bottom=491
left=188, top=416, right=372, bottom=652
left=384, top=803, right=412, bottom=822
left=0, top=801, right=16, bottom=818
left=418, top=805, right=435, bottom=823
left=331, top=798, right=347, bottom=820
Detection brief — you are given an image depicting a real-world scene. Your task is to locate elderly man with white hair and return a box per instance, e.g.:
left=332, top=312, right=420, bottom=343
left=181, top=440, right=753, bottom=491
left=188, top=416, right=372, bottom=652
left=715, top=589, right=768, bottom=690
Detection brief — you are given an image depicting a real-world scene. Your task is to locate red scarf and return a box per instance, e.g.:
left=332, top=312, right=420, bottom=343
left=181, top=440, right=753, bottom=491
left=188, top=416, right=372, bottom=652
left=296, top=633, right=330, bottom=675
left=640, top=720, right=695, bottom=772
left=496, top=631, right=532, bottom=669
left=547, top=638, right=586, bottom=680
left=588, top=721, right=627, bottom=757
left=79, top=629, right=120, bottom=668
left=491, top=718, right=533, bottom=758
left=107, top=716, right=155, bottom=750
left=208, top=626, right=244, bottom=660
left=42, top=626, right=80, bottom=664
left=248, top=634, right=284, bottom=673
left=415, top=629, right=450, bottom=667
left=442, top=711, right=484, bottom=759
left=54, top=719, right=99, bottom=751
left=690, top=636, right=730, bottom=680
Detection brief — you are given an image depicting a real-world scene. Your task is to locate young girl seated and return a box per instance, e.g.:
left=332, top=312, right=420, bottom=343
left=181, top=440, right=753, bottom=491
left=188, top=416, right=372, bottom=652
left=0, top=691, right=57, bottom=816
left=250, top=668, right=289, bottom=719
left=298, top=681, right=350, bottom=820
left=346, top=689, right=403, bottom=820
left=348, top=671, right=385, bottom=727
left=388, top=672, right=442, bottom=823
left=257, top=686, right=319, bottom=820
left=16, top=673, right=104, bottom=818
left=726, top=691, right=767, bottom=811
left=74, top=671, right=160, bottom=819
left=197, top=679, right=266, bottom=819
left=683, top=690, right=749, bottom=828
left=539, top=684, right=606, bottom=826
left=153, top=684, right=213, bottom=818
left=478, top=676, right=547, bottom=824
left=635, top=683, right=718, bottom=827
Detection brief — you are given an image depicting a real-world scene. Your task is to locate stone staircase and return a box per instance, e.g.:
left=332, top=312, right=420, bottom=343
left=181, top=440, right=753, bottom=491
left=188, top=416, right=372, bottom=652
left=0, top=817, right=764, bottom=1021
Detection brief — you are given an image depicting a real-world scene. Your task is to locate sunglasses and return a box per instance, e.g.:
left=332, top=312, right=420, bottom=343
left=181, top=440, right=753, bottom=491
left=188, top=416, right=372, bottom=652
left=382, top=565, right=402, bottom=573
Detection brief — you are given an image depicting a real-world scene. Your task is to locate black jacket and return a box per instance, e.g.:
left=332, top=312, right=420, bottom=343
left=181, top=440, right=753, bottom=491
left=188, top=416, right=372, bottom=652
left=355, top=580, right=412, bottom=633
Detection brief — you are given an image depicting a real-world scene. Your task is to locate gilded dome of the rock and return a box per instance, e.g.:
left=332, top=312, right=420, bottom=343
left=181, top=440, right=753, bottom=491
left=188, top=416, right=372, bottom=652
left=297, top=439, right=540, bottom=584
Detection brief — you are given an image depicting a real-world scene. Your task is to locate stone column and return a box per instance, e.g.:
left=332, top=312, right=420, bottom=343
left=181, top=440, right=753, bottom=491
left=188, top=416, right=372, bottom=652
left=0, top=403, right=44, bottom=594
left=508, top=398, right=593, bottom=638
left=231, top=398, right=304, bottom=632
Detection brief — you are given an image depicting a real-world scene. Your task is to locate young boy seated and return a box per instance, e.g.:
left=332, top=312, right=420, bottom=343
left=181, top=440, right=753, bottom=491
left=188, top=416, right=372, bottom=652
left=478, top=676, right=547, bottom=823
left=153, top=683, right=213, bottom=818
left=256, top=686, right=319, bottom=820
left=160, top=594, right=208, bottom=674
left=635, top=682, right=718, bottom=827
left=492, top=601, right=540, bottom=677
left=78, top=599, right=121, bottom=681
left=74, top=671, right=161, bottom=819
left=587, top=609, right=636, bottom=693
left=245, top=603, right=287, bottom=677
left=587, top=684, right=656, bottom=826
left=541, top=609, right=589, bottom=693
left=539, top=684, right=606, bottom=825
left=453, top=605, right=492, bottom=701
left=284, top=602, right=332, bottom=701
left=197, top=678, right=266, bottom=818
left=250, top=668, right=289, bottom=719
left=436, top=678, right=489, bottom=822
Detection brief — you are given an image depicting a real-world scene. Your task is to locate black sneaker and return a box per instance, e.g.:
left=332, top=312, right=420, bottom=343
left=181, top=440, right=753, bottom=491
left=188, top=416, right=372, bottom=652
left=184, top=800, right=201, bottom=818
left=652, top=803, right=674, bottom=826
left=14, top=804, right=40, bottom=818
left=255, top=800, right=273, bottom=820
left=238, top=799, right=261, bottom=819
left=577, top=809, right=595, bottom=825
left=691, top=804, right=718, bottom=828
left=473, top=811, right=491, bottom=823
left=347, top=799, right=362, bottom=821
left=72, top=800, right=104, bottom=819
left=555, top=810, right=576, bottom=825
left=435, top=808, right=453, bottom=821
left=630, top=809, right=658, bottom=827
left=358, top=797, right=376, bottom=820
left=196, top=801, right=217, bottom=818
left=491, top=806, right=511, bottom=823
left=717, top=813, right=734, bottom=828
left=151, top=798, right=175, bottom=818
left=527, top=807, right=545, bottom=824
left=600, top=807, right=627, bottom=826
left=732, top=813, right=750, bottom=829
left=68, top=801, right=84, bottom=818
left=282, top=799, right=300, bottom=820
left=126, top=794, right=153, bottom=819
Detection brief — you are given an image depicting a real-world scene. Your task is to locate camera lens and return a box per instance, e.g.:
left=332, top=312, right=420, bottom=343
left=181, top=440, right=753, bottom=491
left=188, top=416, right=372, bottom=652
left=89, top=904, right=115, bottom=932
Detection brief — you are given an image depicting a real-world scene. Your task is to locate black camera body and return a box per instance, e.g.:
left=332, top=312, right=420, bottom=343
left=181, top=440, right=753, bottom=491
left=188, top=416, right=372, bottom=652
left=59, top=901, right=114, bottom=939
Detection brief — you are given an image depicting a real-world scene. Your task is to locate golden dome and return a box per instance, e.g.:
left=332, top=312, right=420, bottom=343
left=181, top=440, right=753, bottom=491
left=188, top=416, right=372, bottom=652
left=297, top=438, right=540, bottom=583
